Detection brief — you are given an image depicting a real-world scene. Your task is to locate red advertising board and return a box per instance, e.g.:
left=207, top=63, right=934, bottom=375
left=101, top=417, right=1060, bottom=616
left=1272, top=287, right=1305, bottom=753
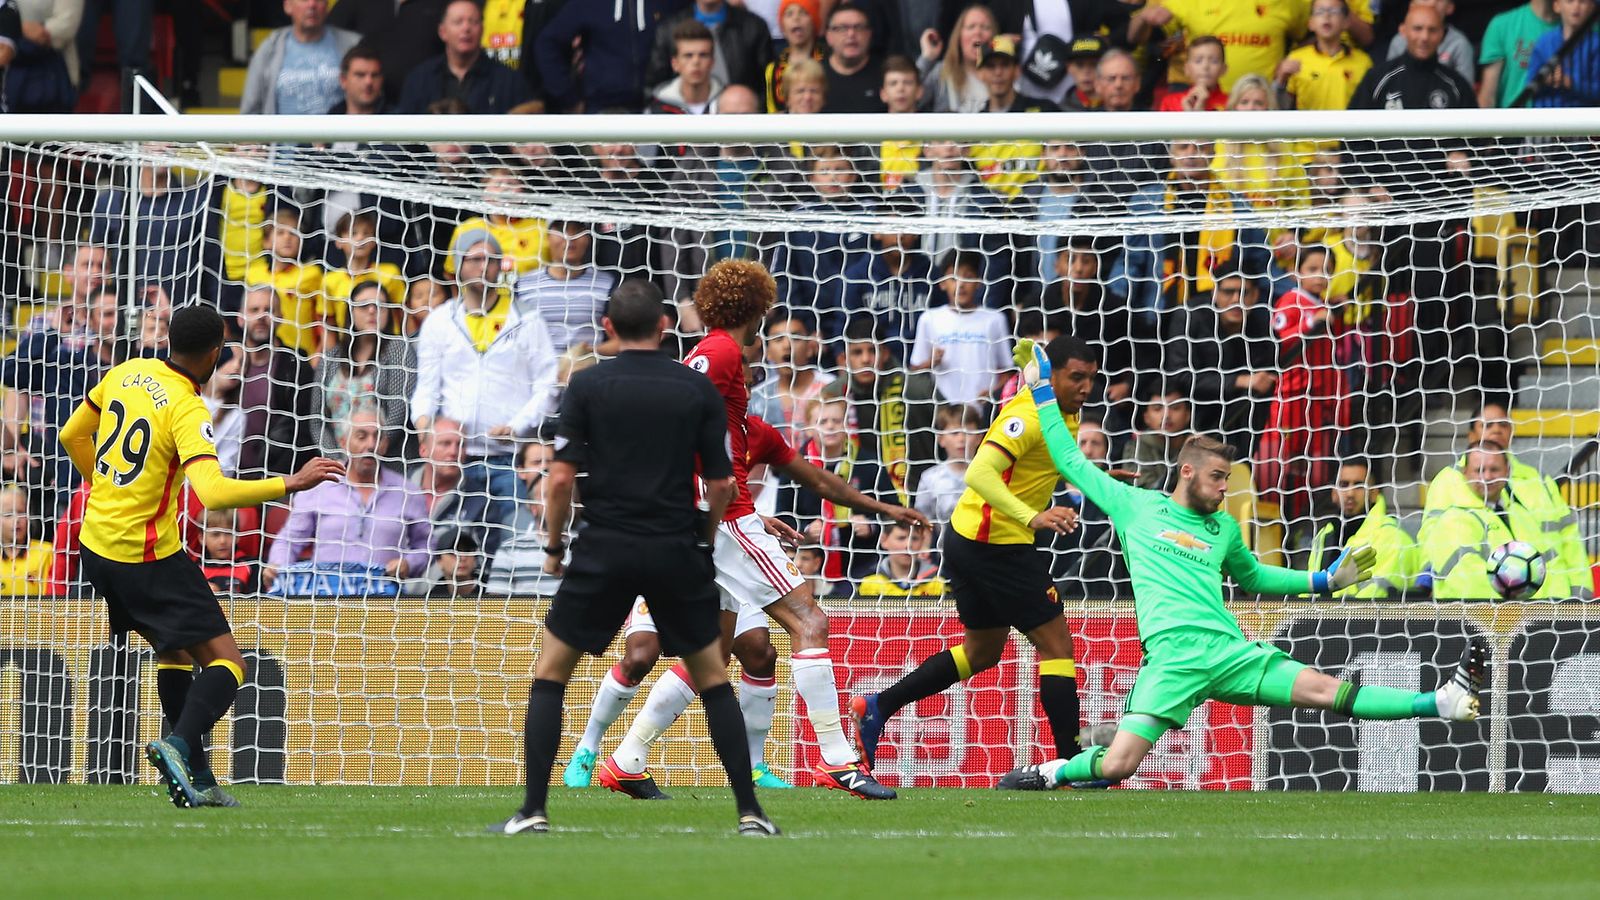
left=791, top=611, right=1254, bottom=790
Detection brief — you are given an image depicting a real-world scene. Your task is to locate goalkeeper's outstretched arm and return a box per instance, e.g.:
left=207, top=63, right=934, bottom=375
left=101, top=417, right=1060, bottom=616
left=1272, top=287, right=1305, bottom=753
left=1015, top=340, right=1139, bottom=520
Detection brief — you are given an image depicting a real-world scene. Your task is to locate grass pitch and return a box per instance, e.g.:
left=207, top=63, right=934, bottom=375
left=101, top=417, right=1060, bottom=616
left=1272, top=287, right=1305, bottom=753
left=3, top=786, right=1597, bottom=899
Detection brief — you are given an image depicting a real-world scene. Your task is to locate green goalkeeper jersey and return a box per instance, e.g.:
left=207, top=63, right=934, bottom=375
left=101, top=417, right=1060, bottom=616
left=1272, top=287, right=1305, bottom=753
left=1035, top=395, right=1311, bottom=641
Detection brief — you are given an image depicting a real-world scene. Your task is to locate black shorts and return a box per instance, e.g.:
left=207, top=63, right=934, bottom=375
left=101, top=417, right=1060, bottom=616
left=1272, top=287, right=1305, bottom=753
left=81, top=545, right=232, bottom=653
left=943, top=530, right=1063, bottom=634
left=545, top=527, right=721, bottom=658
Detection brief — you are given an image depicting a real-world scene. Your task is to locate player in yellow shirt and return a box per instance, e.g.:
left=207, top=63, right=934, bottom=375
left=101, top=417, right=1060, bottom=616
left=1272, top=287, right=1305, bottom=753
left=58, top=305, right=343, bottom=810
left=852, top=336, right=1097, bottom=769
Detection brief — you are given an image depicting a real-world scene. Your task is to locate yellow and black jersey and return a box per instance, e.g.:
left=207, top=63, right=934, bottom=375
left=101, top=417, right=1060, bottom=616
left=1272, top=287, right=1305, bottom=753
left=78, top=358, right=220, bottom=563
left=950, top=392, right=1078, bottom=545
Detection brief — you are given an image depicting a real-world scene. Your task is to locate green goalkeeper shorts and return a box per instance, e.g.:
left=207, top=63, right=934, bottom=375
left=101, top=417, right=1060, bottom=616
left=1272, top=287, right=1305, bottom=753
left=1122, top=628, right=1307, bottom=742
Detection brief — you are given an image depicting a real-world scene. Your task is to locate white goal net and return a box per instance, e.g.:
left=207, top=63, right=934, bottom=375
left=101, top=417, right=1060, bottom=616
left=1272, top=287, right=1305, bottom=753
left=0, top=111, right=1596, bottom=792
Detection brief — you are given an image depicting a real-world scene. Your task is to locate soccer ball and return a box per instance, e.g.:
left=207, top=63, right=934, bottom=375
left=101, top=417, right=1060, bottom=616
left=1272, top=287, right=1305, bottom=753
left=1486, top=541, right=1546, bottom=600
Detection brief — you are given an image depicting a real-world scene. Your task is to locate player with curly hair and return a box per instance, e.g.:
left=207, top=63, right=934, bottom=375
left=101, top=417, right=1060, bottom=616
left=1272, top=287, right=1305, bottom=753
left=585, top=260, right=898, bottom=801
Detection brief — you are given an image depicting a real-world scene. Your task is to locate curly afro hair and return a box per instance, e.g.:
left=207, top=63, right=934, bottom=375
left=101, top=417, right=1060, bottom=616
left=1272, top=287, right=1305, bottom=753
left=694, top=260, right=776, bottom=330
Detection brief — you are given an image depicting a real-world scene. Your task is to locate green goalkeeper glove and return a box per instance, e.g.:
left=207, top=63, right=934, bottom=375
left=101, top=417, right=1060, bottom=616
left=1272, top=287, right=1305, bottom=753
left=1313, top=544, right=1377, bottom=593
left=1013, top=338, right=1051, bottom=391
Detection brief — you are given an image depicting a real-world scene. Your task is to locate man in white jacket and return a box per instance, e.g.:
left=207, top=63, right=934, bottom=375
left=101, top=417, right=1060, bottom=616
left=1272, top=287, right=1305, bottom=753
left=411, top=228, right=558, bottom=558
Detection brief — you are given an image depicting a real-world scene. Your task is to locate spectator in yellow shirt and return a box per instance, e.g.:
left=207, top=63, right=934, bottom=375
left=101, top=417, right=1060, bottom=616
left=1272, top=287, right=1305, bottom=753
left=445, top=167, right=546, bottom=279
left=245, top=206, right=326, bottom=360
left=1131, top=0, right=1305, bottom=92
left=1212, top=76, right=1310, bottom=211
left=1276, top=0, right=1374, bottom=110
left=855, top=521, right=948, bottom=598
left=324, top=210, right=407, bottom=336
left=0, top=485, right=52, bottom=595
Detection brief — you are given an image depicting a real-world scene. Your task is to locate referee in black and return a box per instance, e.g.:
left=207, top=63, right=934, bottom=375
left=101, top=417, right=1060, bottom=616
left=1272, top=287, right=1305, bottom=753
left=491, top=280, right=777, bottom=837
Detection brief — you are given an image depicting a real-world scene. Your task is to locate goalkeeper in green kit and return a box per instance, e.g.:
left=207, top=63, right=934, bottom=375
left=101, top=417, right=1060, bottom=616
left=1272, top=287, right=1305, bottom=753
left=998, top=341, right=1485, bottom=791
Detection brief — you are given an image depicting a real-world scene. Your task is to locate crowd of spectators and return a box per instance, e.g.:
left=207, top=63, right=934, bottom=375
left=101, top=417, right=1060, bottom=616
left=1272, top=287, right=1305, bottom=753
left=0, top=0, right=1595, bottom=600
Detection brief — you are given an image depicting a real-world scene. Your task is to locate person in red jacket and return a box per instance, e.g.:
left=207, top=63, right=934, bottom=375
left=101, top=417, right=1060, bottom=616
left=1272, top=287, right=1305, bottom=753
left=1255, top=244, right=1349, bottom=543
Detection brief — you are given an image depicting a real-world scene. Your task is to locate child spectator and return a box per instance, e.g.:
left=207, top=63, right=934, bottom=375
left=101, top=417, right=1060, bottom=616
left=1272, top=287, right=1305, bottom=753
left=1256, top=244, right=1348, bottom=542
left=0, top=485, right=51, bottom=595
left=1526, top=0, right=1600, bottom=108
left=404, top=277, right=452, bottom=335
left=1132, top=388, right=1193, bottom=492
left=792, top=396, right=876, bottom=584
left=750, top=309, right=835, bottom=442
left=426, top=530, right=485, bottom=598
left=246, top=205, right=327, bottom=360
left=794, top=545, right=835, bottom=599
left=878, top=55, right=924, bottom=192
left=213, top=160, right=276, bottom=315
left=854, top=521, right=946, bottom=597
left=914, top=404, right=985, bottom=529
left=911, top=250, right=1012, bottom=409
left=1479, top=0, right=1561, bottom=109
left=446, top=168, right=547, bottom=278
left=1156, top=35, right=1229, bottom=111
left=766, top=0, right=826, bottom=112
left=326, top=211, right=408, bottom=328
left=196, top=508, right=259, bottom=595
left=1060, top=36, right=1105, bottom=110
left=1276, top=1, right=1372, bottom=111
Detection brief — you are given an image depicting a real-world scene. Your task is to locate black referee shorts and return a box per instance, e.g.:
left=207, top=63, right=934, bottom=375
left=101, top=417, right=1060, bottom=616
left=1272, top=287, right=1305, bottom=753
left=943, top=530, right=1063, bottom=634
left=545, top=527, right=721, bottom=658
left=81, top=545, right=232, bottom=653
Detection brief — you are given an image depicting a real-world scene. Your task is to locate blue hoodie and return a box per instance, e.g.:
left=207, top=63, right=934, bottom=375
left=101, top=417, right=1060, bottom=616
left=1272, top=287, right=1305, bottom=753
left=534, top=0, right=690, bottom=111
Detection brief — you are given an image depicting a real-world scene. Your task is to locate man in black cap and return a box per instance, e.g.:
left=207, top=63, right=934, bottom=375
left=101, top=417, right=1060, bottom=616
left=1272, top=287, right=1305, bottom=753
left=980, top=35, right=1062, bottom=112
left=1061, top=36, right=1106, bottom=110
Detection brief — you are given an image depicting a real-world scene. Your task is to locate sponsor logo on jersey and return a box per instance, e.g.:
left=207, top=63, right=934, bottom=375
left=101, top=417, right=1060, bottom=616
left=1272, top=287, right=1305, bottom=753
left=1159, top=529, right=1212, bottom=553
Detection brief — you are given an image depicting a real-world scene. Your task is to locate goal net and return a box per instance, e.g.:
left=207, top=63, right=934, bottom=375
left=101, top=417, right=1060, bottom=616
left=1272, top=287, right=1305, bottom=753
left=0, top=111, right=1596, bottom=792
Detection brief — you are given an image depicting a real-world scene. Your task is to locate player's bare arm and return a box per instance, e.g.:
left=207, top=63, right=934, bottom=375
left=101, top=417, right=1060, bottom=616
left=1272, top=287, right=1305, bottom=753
left=776, top=457, right=932, bottom=532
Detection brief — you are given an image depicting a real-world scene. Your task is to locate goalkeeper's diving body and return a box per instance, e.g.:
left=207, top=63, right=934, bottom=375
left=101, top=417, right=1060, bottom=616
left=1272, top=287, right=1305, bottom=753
left=997, top=340, right=1485, bottom=791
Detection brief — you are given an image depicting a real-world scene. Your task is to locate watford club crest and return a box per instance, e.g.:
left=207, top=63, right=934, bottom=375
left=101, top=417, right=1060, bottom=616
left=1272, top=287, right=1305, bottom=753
left=1159, top=529, right=1213, bottom=553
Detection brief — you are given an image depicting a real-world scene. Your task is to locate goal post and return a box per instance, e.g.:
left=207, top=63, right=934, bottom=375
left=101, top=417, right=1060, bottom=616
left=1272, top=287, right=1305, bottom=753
left=0, top=110, right=1596, bottom=791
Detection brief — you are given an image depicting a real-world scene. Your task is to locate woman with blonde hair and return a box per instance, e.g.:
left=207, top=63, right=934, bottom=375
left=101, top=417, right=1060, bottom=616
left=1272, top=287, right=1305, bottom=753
left=1211, top=75, right=1310, bottom=211
left=915, top=3, right=998, bottom=113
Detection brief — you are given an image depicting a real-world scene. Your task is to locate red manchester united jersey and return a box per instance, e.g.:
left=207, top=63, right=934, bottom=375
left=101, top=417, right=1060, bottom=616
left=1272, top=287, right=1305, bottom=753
left=686, top=329, right=754, bottom=519
left=744, top=414, right=797, bottom=470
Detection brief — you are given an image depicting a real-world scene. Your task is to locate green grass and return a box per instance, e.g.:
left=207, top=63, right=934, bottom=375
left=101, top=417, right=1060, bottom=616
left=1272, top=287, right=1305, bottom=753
left=3, top=786, right=1597, bottom=898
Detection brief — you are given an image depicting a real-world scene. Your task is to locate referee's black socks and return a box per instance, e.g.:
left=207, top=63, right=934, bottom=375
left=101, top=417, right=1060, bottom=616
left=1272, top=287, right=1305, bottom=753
left=172, top=660, right=245, bottom=765
left=877, top=646, right=971, bottom=720
left=521, top=679, right=566, bottom=817
left=1038, top=659, right=1081, bottom=760
left=701, top=681, right=763, bottom=817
